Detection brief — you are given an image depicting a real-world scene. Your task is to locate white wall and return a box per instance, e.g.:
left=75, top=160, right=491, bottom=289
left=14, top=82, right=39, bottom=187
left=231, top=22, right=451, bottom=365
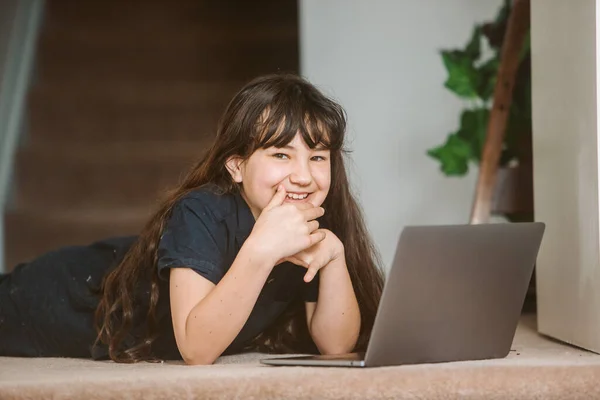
left=531, top=0, right=600, bottom=353
left=300, top=0, right=503, bottom=270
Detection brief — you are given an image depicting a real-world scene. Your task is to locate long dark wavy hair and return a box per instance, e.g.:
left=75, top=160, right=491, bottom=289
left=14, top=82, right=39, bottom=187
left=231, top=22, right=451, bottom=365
left=94, top=73, right=385, bottom=362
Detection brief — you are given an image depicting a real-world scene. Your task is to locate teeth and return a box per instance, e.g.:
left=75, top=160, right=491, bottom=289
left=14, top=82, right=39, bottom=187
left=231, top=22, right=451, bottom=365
left=287, top=193, right=308, bottom=200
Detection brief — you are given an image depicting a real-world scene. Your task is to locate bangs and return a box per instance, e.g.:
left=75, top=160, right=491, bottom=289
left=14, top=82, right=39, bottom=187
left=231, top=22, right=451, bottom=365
left=252, top=98, right=345, bottom=152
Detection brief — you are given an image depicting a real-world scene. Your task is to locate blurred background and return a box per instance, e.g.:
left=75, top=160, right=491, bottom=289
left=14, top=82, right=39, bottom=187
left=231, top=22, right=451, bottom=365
left=0, top=0, right=532, bottom=299
left=5, top=0, right=600, bottom=355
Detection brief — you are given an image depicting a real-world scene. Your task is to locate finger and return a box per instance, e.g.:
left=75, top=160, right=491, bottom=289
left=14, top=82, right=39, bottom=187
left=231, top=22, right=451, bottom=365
left=264, top=185, right=287, bottom=211
left=293, top=202, right=315, bottom=211
left=302, top=206, right=325, bottom=221
left=287, top=256, right=308, bottom=268
left=303, top=263, right=320, bottom=282
left=308, top=230, right=327, bottom=247
left=307, top=219, right=319, bottom=233
left=277, top=254, right=305, bottom=267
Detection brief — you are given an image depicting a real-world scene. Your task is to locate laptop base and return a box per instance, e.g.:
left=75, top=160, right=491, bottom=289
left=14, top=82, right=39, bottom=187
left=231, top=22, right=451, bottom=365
left=260, top=352, right=366, bottom=367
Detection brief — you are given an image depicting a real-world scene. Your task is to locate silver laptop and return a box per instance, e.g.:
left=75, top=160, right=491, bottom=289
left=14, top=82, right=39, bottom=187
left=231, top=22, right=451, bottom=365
left=261, top=222, right=545, bottom=368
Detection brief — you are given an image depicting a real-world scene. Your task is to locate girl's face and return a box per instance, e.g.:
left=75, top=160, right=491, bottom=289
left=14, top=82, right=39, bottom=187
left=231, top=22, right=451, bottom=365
left=228, top=132, right=331, bottom=219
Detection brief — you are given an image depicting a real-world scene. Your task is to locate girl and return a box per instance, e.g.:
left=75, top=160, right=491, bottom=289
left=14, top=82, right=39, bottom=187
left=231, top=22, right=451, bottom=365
left=0, top=74, right=384, bottom=364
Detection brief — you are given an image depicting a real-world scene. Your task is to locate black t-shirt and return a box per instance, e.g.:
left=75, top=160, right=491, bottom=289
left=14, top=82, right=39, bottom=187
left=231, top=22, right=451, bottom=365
left=0, top=184, right=319, bottom=359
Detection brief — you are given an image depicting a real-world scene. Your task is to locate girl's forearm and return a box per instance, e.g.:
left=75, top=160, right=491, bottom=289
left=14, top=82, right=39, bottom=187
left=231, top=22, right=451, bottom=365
left=182, top=240, right=273, bottom=365
left=309, top=257, right=361, bottom=354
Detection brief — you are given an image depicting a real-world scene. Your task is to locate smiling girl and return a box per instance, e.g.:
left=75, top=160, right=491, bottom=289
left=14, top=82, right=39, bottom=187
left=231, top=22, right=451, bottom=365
left=0, top=74, right=385, bottom=364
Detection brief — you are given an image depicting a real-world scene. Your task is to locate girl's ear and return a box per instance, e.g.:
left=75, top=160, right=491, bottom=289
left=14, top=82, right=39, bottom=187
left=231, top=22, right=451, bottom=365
left=225, top=156, right=244, bottom=183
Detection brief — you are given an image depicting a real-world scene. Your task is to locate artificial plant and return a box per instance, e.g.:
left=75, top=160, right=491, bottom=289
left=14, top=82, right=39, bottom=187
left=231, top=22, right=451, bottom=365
left=427, top=0, right=531, bottom=176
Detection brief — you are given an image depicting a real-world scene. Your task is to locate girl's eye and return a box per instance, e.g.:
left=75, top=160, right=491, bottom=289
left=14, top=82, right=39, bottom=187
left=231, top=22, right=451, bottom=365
left=273, top=153, right=289, bottom=160
left=311, top=155, right=327, bottom=161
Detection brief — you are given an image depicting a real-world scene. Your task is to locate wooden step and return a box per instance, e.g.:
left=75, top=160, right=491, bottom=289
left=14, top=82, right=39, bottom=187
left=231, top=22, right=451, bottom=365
left=26, top=81, right=238, bottom=142
left=36, top=42, right=298, bottom=82
left=29, top=108, right=220, bottom=142
left=44, top=0, right=298, bottom=29
left=41, top=18, right=296, bottom=51
left=13, top=141, right=209, bottom=210
left=28, top=81, right=241, bottom=113
left=4, top=208, right=148, bottom=270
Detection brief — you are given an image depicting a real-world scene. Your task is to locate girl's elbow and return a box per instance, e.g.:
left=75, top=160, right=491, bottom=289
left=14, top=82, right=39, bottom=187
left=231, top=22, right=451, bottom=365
left=319, top=343, right=355, bottom=356
left=315, top=333, right=359, bottom=355
left=314, top=337, right=355, bottom=355
left=179, top=347, right=219, bottom=366
left=312, top=329, right=359, bottom=355
left=184, top=356, right=216, bottom=366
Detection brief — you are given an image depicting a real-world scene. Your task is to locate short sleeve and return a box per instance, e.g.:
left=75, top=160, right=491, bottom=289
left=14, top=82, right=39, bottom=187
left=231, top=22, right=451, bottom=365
left=302, top=270, right=320, bottom=302
left=156, top=199, right=226, bottom=284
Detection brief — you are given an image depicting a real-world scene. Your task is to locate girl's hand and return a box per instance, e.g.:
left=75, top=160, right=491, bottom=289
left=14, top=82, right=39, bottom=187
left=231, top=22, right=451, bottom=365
left=281, top=229, right=344, bottom=282
left=247, top=185, right=326, bottom=266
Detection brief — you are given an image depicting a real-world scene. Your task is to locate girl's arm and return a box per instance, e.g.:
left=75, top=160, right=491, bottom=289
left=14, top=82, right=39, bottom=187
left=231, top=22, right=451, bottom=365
left=285, top=229, right=361, bottom=354
left=305, top=256, right=361, bottom=354
left=170, top=187, right=326, bottom=365
left=170, top=240, right=273, bottom=365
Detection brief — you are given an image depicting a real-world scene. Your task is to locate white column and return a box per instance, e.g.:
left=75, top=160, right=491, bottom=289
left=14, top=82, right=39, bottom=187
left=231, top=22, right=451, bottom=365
left=532, top=0, right=600, bottom=352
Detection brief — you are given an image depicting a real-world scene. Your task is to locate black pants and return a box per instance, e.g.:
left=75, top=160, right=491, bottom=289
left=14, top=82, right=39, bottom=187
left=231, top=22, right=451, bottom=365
left=0, top=243, right=118, bottom=357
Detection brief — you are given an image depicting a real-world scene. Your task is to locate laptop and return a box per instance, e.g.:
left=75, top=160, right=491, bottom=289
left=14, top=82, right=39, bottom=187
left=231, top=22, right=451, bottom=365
left=261, top=222, right=545, bottom=368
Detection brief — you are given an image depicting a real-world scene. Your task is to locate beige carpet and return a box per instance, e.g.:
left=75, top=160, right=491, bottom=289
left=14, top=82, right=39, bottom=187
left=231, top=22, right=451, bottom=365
left=1, top=316, right=600, bottom=400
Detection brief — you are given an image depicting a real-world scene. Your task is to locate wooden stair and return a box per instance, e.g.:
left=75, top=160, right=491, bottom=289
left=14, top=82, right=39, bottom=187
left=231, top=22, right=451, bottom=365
left=5, top=0, right=299, bottom=269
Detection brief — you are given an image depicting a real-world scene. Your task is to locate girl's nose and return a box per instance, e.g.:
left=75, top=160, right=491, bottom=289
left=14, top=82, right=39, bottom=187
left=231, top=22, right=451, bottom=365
left=289, top=172, right=312, bottom=186
left=289, top=162, right=312, bottom=186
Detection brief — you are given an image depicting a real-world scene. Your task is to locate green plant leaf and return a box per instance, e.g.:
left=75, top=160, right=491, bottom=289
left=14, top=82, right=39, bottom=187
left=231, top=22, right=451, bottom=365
left=456, top=108, right=490, bottom=161
left=476, top=57, right=499, bottom=101
left=427, top=133, right=472, bottom=176
left=465, top=26, right=482, bottom=59
left=441, top=50, right=480, bottom=99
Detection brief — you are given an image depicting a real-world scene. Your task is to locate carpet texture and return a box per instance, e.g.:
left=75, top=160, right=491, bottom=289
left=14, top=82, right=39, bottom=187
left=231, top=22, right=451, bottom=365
left=1, top=316, right=599, bottom=399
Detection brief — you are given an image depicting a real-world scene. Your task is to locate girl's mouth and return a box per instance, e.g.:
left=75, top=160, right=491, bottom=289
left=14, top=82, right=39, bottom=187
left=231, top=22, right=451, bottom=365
left=285, top=192, right=310, bottom=201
